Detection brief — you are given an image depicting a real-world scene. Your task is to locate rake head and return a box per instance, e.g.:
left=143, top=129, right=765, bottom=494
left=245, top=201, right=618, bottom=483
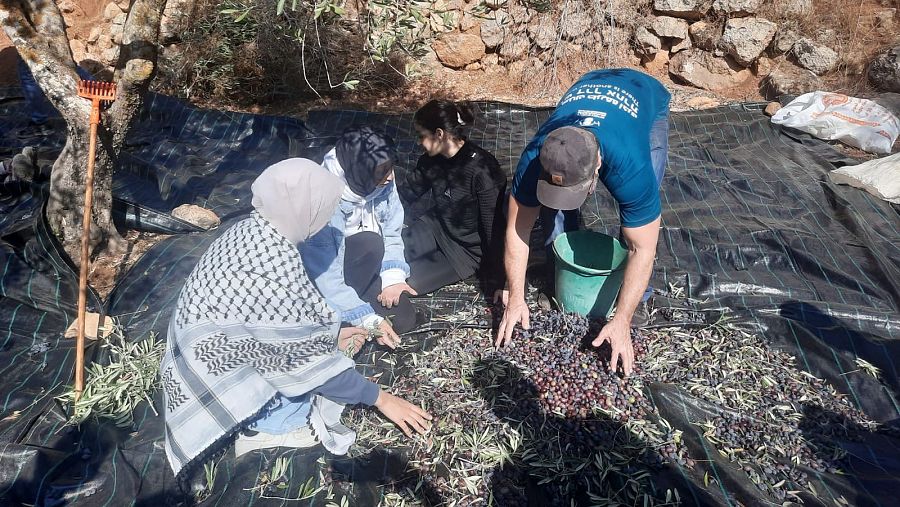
left=77, top=80, right=117, bottom=102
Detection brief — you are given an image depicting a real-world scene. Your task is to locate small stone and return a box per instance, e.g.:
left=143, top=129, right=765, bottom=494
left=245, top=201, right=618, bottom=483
left=653, top=0, right=710, bottom=20
left=464, top=61, right=483, bottom=71
left=483, top=53, right=500, bottom=67
left=480, top=11, right=508, bottom=49
left=685, top=96, right=721, bottom=109
left=103, top=2, right=123, bottom=21
left=651, top=16, right=690, bottom=40
left=172, top=205, right=221, bottom=230
left=635, top=25, right=662, bottom=57
left=432, top=33, right=486, bottom=69
left=769, top=28, right=799, bottom=56
left=88, top=26, right=103, bottom=44
left=689, top=20, right=722, bottom=51
left=672, top=36, right=692, bottom=53
left=790, top=38, right=838, bottom=75
left=561, top=11, right=591, bottom=39
left=58, top=0, right=76, bottom=13
left=527, top=15, right=557, bottom=50
left=868, top=45, right=900, bottom=93
left=109, top=22, right=125, bottom=45
left=101, top=47, right=119, bottom=66
left=712, top=0, right=761, bottom=16
left=508, top=2, right=533, bottom=24
left=499, top=32, right=530, bottom=61
left=70, top=40, right=87, bottom=63
left=764, top=101, right=781, bottom=116
left=460, top=12, right=480, bottom=33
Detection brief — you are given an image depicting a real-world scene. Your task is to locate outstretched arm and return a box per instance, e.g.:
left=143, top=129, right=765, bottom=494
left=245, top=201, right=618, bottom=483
left=495, top=196, right=540, bottom=347
left=592, top=216, right=660, bottom=375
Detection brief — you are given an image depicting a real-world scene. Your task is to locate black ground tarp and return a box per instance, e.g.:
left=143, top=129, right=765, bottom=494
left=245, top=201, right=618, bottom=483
left=1, top=85, right=899, bottom=506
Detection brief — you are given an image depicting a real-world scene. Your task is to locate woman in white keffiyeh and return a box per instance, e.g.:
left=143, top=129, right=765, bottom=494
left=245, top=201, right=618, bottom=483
left=160, top=159, right=432, bottom=479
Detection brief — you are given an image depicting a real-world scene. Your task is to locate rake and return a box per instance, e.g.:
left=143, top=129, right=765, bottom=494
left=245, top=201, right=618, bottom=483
left=74, top=80, right=116, bottom=401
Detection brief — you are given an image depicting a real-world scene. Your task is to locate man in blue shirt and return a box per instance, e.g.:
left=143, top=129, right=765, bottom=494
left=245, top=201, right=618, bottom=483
left=496, top=69, right=671, bottom=376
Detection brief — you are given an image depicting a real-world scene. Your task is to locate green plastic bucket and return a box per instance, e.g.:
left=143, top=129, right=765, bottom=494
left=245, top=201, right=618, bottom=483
left=552, top=230, right=629, bottom=319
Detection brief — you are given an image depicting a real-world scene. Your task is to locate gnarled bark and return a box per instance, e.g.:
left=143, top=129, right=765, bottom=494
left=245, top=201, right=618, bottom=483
left=0, top=0, right=167, bottom=265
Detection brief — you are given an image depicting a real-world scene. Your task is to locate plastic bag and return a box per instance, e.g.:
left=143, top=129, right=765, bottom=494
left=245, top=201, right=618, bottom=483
left=771, top=92, right=900, bottom=154
left=829, top=152, right=900, bottom=204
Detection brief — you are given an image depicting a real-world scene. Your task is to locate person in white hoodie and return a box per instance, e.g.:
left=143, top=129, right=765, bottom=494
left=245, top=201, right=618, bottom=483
left=300, top=127, right=418, bottom=346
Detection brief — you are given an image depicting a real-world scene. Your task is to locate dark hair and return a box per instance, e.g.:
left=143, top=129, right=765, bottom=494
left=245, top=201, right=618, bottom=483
left=414, top=100, right=475, bottom=140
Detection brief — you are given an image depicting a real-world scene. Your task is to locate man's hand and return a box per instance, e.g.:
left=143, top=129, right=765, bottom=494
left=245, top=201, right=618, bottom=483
left=592, top=318, right=634, bottom=376
left=495, top=296, right=530, bottom=347
left=338, top=326, right=367, bottom=355
left=378, top=283, right=417, bottom=309
left=374, top=391, right=433, bottom=437
left=374, top=319, right=401, bottom=349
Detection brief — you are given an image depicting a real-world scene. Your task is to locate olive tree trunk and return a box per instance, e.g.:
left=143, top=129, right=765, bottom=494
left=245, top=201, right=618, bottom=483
left=0, top=0, right=167, bottom=264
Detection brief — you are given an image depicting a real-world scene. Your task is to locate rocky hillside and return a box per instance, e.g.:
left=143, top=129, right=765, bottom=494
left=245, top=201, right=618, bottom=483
left=1, top=0, right=898, bottom=108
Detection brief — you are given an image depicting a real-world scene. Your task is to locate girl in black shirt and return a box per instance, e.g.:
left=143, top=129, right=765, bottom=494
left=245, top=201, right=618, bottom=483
left=400, top=100, right=507, bottom=295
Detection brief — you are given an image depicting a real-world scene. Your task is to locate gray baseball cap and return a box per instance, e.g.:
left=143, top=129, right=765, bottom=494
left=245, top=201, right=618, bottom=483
left=536, top=127, right=599, bottom=210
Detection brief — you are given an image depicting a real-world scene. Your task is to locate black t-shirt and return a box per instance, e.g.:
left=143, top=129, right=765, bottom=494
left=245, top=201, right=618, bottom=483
left=401, top=141, right=507, bottom=285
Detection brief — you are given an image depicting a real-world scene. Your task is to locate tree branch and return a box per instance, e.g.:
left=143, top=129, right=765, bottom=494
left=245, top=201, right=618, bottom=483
left=109, top=0, right=167, bottom=144
left=0, top=0, right=89, bottom=120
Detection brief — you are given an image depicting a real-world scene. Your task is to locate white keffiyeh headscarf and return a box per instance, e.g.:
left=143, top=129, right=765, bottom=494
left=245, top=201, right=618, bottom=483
left=161, top=159, right=356, bottom=479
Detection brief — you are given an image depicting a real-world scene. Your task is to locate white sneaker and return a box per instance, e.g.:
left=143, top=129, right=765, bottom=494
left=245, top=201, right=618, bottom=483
left=234, top=426, right=319, bottom=457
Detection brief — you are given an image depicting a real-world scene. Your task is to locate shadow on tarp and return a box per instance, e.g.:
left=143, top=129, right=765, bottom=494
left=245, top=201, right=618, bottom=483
left=1, top=89, right=900, bottom=505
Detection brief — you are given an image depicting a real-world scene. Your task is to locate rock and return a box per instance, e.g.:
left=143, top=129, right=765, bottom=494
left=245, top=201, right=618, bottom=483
left=672, top=36, right=692, bottom=53
left=874, top=9, right=896, bottom=30
left=760, top=63, right=822, bottom=98
left=689, top=20, right=721, bottom=51
left=527, top=15, right=557, bottom=50
left=483, top=53, right=500, bottom=67
left=712, top=0, right=761, bottom=16
left=480, top=11, right=508, bottom=48
left=112, top=12, right=126, bottom=26
left=88, top=26, right=103, bottom=44
left=114, top=0, right=131, bottom=9
left=160, top=0, right=193, bottom=44
left=101, top=47, right=119, bottom=66
left=868, top=45, right=900, bottom=93
left=769, top=28, right=798, bottom=56
left=460, top=12, right=480, bottom=33
left=790, top=38, right=838, bottom=75
left=635, top=26, right=662, bottom=57
left=103, top=2, right=122, bottom=21
left=685, top=96, right=721, bottom=109
left=109, top=22, right=124, bottom=45
left=561, top=11, right=591, bottom=39
left=432, top=33, right=486, bottom=68
left=643, top=50, right=671, bottom=74
left=172, top=205, right=220, bottom=230
left=779, top=0, right=812, bottom=17
left=500, top=32, right=530, bottom=61
left=720, top=17, right=777, bottom=67
left=651, top=16, right=689, bottom=40
left=669, top=49, right=753, bottom=91
left=58, top=0, right=76, bottom=13
left=764, top=101, right=781, bottom=116
left=508, top=2, right=533, bottom=24
left=69, top=40, right=87, bottom=63
left=464, top=61, right=483, bottom=71
left=755, top=55, right=777, bottom=76
left=653, top=0, right=710, bottom=20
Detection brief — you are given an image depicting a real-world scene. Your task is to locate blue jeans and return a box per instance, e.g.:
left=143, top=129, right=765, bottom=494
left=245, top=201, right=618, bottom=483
left=545, top=109, right=670, bottom=302
left=249, top=394, right=312, bottom=435
left=18, top=57, right=93, bottom=125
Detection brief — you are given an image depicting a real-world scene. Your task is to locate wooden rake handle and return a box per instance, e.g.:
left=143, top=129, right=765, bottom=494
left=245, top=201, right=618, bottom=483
left=73, top=80, right=116, bottom=401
